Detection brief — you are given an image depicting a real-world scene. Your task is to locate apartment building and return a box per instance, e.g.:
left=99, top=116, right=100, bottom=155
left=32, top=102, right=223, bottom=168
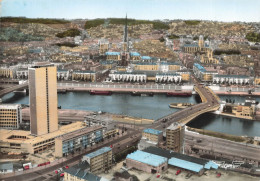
left=82, top=147, right=112, bottom=174
left=166, top=123, right=185, bottom=153
left=55, top=125, right=104, bottom=157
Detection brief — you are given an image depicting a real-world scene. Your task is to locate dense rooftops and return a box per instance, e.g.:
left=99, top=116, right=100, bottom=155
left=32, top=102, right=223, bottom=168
left=84, top=147, right=111, bottom=159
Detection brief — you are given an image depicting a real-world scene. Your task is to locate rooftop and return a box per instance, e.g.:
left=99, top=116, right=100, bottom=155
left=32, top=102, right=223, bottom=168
left=64, top=161, right=102, bottom=181
left=168, top=157, right=204, bottom=173
left=214, top=74, right=250, bottom=78
left=141, top=56, right=151, bottom=60
left=143, top=128, right=162, bottom=135
left=130, top=52, right=141, bottom=56
left=105, top=52, right=120, bottom=56
left=56, top=125, right=103, bottom=141
left=183, top=44, right=199, bottom=48
left=0, top=104, right=21, bottom=109
left=0, top=122, right=87, bottom=145
left=84, top=147, right=111, bottom=159
left=167, top=122, right=184, bottom=130
left=143, top=147, right=218, bottom=170
left=194, top=63, right=206, bottom=72
left=126, top=150, right=167, bottom=167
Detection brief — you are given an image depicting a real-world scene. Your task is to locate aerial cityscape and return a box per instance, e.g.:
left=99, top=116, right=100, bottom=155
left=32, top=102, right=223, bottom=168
left=0, top=0, right=260, bottom=181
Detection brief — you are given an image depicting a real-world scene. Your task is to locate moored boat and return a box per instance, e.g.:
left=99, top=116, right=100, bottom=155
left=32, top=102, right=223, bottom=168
left=166, top=91, right=192, bottom=97
left=169, top=102, right=194, bottom=109
left=90, top=90, right=112, bottom=95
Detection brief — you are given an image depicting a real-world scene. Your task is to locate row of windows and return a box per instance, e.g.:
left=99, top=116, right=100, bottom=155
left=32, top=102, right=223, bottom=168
left=33, top=138, right=55, bottom=147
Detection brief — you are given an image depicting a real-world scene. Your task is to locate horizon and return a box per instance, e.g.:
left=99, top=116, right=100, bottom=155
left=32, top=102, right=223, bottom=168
left=1, top=16, right=258, bottom=24
left=1, top=0, right=260, bottom=23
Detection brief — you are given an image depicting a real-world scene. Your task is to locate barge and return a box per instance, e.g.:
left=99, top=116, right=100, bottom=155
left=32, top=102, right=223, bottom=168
left=169, top=103, right=194, bottom=109
left=90, top=90, right=112, bottom=95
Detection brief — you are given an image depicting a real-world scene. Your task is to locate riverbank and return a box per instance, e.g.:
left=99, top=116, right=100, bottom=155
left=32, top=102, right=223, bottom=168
left=112, top=115, right=154, bottom=124
left=186, top=127, right=260, bottom=146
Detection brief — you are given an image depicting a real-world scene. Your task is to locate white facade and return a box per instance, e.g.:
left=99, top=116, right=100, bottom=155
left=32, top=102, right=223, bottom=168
left=213, top=75, right=251, bottom=85
left=109, top=72, right=147, bottom=82
left=57, top=70, right=70, bottom=80
left=16, top=69, right=29, bottom=79
left=155, top=74, right=182, bottom=83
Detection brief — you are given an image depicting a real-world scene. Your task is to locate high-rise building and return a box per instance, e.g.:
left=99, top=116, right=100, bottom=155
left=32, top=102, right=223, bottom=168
left=166, top=122, right=184, bottom=153
left=0, top=104, right=22, bottom=129
left=29, top=62, right=58, bottom=136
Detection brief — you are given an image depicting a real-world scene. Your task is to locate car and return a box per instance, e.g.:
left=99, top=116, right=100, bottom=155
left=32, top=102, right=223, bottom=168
left=176, top=169, right=181, bottom=175
left=216, top=172, right=221, bottom=178
left=60, top=173, right=64, bottom=177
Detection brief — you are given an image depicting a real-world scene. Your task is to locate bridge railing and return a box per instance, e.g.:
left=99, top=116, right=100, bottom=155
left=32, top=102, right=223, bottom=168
left=194, top=86, right=207, bottom=103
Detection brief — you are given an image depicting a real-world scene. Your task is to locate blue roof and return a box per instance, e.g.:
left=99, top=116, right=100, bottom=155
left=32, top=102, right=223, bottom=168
left=127, top=150, right=167, bottom=167
left=105, top=52, right=120, bottom=56
left=194, top=63, right=206, bottom=72
left=136, top=62, right=157, bottom=65
left=130, top=52, right=141, bottom=56
left=143, top=128, right=162, bottom=135
left=84, top=147, right=111, bottom=159
left=168, top=158, right=204, bottom=173
left=142, top=56, right=151, bottom=60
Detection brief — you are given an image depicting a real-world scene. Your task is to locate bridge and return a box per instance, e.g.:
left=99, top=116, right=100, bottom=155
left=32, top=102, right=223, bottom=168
left=152, top=75, right=220, bottom=130
left=0, top=82, right=28, bottom=98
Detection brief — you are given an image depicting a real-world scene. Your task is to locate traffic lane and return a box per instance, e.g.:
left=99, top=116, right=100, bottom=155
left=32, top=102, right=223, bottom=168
left=185, top=132, right=260, bottom=160
left=2, top=130, right=141, bottom=181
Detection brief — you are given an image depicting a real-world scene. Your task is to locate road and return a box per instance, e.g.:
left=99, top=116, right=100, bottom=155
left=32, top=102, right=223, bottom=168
left=185, top=130, right=260, bottom=163
left=0, top=129, right=141, bottom=181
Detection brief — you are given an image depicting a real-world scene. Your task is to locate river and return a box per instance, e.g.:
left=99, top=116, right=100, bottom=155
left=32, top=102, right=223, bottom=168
left=2, top=92, right=260, bottom=137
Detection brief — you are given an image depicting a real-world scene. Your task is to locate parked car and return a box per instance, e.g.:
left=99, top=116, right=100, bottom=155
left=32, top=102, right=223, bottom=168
left=176, top=169, right=181, bottom=175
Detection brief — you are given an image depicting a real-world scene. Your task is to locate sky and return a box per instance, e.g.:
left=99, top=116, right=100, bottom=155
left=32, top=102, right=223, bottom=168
left=1, top=0, right=260, bottom=22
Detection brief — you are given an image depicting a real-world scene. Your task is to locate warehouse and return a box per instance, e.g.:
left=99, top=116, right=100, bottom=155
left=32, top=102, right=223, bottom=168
left=126, top=150, right=168, bottom=173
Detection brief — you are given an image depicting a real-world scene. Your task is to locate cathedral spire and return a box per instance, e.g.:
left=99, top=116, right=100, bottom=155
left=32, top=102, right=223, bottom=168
left=123, top=14, right=128, bottom=43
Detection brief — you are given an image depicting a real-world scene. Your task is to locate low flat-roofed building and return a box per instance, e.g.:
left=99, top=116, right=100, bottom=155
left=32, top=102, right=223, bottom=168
left=0, top=104, right=22, bottom=129
left=55, top=125, right=104, bottom=157
left=143, top=146, right=218, bottom=175
left=142, top=128, right=163, bottom=143
left=0, top=122, right=91, bottom=155
left=82, top=147, right=112, bottom=174
left=126, top=150, right=168, bottom=173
